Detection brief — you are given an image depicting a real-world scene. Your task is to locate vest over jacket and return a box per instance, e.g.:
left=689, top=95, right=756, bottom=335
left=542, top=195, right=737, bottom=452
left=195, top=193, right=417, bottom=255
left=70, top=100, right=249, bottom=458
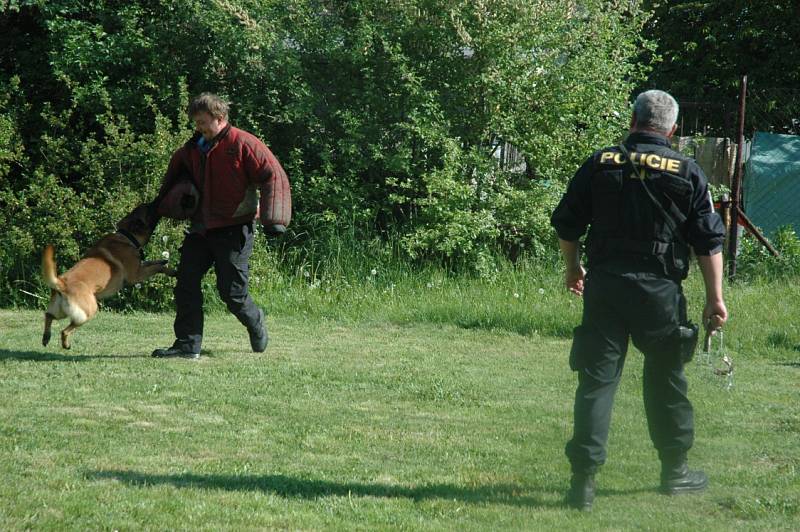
left=551, top=132, right=725, bottom=280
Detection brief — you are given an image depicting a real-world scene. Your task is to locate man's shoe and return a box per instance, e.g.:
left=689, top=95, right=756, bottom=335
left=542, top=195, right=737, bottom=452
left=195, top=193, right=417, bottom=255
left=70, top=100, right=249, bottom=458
left=151, top=346, right=200, bottom=360
left=248, top=309, right=268, bottom=353
left=660, top=462, right=708, bottom=495
left=565, top=473, right=595, bottom=511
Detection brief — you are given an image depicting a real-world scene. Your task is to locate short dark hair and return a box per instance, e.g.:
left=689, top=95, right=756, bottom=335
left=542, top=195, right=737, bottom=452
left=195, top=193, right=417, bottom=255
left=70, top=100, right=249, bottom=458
left=187, top=92, right=229, bottom=120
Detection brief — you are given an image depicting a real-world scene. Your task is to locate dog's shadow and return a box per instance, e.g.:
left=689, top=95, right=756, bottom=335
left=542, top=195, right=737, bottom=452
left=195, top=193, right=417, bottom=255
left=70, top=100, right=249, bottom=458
left=0, top=348, right=136, bottom=362
left=88, top=469, right=565, bottom=508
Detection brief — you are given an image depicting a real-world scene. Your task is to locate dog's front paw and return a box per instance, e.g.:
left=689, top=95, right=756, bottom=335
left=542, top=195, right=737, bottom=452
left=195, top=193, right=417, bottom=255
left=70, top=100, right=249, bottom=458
left=42, top=332, right=51, bottom=347
left=163, top=267, right=178, bottom=277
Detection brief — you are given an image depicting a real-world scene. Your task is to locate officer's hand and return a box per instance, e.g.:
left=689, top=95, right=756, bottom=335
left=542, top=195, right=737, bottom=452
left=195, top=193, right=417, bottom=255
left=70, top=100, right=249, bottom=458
left=702, top=300, right=728, bottom=334
left=565, top=265, right=586, bottom=297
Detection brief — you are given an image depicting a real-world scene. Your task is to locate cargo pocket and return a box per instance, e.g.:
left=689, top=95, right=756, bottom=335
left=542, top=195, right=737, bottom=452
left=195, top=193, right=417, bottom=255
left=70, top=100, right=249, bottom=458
left=569, top=325, right=590, bottom=371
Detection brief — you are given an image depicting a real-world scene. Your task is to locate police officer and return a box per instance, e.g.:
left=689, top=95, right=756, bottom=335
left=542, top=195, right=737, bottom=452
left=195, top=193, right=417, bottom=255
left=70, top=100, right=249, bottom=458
left=551, top=90, right=728, bottom=511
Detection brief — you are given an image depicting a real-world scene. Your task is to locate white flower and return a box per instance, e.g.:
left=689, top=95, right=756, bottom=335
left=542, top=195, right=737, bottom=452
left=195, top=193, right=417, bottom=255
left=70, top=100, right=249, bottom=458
left=538, top=288, right=545, bottom=295
left=513, top=292, right=520, bottom=298
left=161, top=251, right=170, bottom=260
left=426, top=282, right=433, bottom=289
left=135, top=283, right=141, bottom=289
left=303, top=270, right=310, bottom=278
left=370, top=268, right=377, bottom=276
left=162, top=235, right=169, bottom=243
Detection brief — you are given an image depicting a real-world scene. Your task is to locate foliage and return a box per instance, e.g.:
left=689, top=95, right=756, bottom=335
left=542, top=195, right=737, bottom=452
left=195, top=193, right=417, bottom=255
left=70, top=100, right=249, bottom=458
left=642, top=1, right=800, bottom=118
left=735, top=225, right=800, bottom=281
left=0, top=0, right=654, bottom=308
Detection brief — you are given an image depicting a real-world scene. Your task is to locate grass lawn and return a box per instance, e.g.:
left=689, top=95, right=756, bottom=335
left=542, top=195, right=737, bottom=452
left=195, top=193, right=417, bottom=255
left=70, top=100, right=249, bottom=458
left=0, top=306, right=798, bottom=530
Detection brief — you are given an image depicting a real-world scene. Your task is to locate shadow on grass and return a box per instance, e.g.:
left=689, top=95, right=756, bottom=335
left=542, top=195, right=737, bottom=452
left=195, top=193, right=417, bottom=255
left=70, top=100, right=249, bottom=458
left=0, top=348, right=141, bottom=361
left=88, top=469, right=563, bottom=508
left=0, top=348, right=217, bottom=361
left=773, top=361, right=800, bottom=368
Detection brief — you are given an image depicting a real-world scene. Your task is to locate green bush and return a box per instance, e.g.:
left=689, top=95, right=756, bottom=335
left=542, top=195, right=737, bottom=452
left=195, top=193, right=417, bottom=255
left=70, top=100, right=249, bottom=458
left=735, top=225, right=800, bottom=281
left=0, top=0, right=654, bottom=309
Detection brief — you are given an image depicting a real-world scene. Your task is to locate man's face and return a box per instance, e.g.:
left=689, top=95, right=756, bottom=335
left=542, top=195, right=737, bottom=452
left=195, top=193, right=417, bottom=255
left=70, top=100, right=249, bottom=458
left=192, top=111, right=225, bottom=142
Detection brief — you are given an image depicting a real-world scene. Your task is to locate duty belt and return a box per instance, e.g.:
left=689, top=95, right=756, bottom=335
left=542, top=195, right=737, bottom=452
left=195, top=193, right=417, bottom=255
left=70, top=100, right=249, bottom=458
left=604, top=238, right=671, bottom=256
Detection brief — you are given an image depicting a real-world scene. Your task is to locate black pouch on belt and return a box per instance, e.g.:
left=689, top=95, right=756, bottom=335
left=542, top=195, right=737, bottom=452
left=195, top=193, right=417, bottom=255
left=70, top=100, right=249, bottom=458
left=675, top=321, right=700, bottom=363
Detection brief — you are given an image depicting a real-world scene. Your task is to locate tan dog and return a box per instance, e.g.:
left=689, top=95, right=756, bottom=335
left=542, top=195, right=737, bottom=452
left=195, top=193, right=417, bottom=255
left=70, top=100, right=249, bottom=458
left=42, top=204, right=174, bottom=349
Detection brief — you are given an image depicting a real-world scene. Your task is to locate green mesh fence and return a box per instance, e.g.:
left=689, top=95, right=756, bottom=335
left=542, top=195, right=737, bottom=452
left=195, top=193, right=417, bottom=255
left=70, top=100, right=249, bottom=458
left=743, top=131, right=800, bottom=237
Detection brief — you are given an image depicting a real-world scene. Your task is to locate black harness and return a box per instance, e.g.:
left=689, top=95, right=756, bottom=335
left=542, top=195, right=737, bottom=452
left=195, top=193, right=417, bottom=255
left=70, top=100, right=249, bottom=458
left=116, top=228, right=145, bottom=260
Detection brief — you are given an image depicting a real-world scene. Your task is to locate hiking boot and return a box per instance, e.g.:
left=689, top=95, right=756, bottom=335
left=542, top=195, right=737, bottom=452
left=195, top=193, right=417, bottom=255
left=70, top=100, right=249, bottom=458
left=565, top=473, right=595, bottom=511
left=248, top=309, right=268, bottom=353
left=660, top=461, right=708, bottom=495
left=151, top=345, right=200, bottom=360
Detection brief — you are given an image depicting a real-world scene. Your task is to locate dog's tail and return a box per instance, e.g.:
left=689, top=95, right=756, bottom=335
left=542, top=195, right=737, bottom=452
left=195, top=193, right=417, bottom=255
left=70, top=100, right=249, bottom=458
left=42, top=245, right=65, bottom=292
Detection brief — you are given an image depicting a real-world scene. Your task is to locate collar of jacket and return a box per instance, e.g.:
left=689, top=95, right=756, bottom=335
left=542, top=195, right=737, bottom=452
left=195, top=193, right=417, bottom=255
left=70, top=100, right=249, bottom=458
left=190, top=124, right=233, bottom=152
left=625, top=131, right=671, bottom=147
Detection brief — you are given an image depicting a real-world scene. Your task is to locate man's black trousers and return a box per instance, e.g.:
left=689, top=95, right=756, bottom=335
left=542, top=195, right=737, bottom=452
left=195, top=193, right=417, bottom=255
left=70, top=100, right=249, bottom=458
left=565, top=269, right=694, bottom=474
left=173, top=222, right=261, bottom=352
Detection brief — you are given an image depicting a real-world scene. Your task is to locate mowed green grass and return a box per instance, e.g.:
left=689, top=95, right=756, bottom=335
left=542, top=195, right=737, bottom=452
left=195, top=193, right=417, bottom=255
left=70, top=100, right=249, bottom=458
left=0, top=305, right=798, bottom=530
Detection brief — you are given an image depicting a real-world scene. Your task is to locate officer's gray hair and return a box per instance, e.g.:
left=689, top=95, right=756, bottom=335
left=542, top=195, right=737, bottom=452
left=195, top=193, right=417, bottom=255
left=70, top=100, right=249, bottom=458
left=633, top=90, right=678, bottom=134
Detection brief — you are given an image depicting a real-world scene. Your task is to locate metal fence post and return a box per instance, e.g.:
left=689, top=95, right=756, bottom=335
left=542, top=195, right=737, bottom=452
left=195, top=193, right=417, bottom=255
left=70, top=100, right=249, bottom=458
left=727, top=75, right=747, bottom=280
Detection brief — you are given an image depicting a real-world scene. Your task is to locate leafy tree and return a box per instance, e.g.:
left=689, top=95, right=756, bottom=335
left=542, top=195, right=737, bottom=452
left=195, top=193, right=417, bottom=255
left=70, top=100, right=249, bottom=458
left=642, top=0, right=800, bottom=131
left=0, top=0, right=654, bottom=306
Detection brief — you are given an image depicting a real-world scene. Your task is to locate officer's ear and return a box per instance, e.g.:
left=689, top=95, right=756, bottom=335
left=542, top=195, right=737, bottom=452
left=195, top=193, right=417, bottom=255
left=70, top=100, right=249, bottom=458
left=666, top=123, right=677, bottom=139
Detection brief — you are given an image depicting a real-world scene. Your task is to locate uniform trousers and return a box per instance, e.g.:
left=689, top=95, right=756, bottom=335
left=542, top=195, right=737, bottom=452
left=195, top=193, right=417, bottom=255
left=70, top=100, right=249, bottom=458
left=173, top=222, right=261, bottom=353
left=566, top=269, right=694, bottom=474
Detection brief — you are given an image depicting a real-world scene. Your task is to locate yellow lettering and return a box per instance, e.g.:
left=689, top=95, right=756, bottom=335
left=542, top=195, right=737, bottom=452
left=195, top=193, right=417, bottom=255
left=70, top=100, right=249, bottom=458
left=613, top=153, right=623, bottom=164
left=600, top=152, right=615, bottom=163
left=645, top=154, right=661, bottom=169
left=666, top=159, right=681, bottom=173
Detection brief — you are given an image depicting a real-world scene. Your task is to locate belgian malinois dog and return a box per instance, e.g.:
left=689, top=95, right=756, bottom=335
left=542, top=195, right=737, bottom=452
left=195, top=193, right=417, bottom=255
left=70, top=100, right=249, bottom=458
left=42, top=204, right=174, bottom=349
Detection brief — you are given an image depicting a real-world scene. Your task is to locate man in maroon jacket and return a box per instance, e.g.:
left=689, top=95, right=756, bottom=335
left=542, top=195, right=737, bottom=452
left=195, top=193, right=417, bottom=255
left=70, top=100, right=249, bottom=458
left=152, top=93, right=282, bottom=359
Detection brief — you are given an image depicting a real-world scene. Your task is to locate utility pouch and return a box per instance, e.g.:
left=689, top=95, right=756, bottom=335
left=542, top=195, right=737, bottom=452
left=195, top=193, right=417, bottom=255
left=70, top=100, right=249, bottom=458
left=675, top=321, right=699, bottom=363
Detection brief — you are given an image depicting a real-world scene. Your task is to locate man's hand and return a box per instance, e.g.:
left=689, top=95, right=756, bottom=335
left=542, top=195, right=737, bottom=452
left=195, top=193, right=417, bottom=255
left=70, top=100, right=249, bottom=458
left=558, top=238, right=585, bottom=297
left=565, top=265, right=586, bottom=297
left=703, top=301, right=728, bottom=334
left=697, top=251, right=727, bottom=336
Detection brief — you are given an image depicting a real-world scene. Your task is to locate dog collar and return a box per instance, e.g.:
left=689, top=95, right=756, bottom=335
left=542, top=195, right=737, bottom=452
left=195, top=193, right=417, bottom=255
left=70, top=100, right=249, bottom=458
left=117, top=229, right=145, bottom=260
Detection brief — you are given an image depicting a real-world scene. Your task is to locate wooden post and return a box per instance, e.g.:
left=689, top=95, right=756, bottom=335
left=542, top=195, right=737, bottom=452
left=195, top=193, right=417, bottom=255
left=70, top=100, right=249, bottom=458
left=727, top=75, right=747, bottom=280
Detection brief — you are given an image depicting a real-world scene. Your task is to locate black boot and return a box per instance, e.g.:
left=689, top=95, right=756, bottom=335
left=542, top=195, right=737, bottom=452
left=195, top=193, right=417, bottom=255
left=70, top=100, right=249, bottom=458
left=248, top=308, right=268, bottom=353
left=660, top=460, right=708, bottom=495
left=565, top=473, right=595, bottom=511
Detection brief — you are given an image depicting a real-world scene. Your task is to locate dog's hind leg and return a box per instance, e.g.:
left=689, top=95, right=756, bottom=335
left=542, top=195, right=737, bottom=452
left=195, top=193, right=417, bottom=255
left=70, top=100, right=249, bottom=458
left=60, top=322, right=81, bottom=350
left=43, top=313, right=54, bottom=346
left=59, top=297, right=94, bottom=350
